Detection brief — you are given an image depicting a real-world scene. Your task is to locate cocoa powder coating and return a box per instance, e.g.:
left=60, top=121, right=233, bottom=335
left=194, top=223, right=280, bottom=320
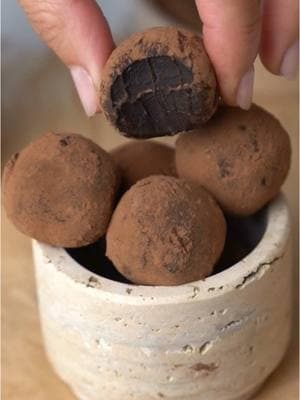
left=3, top=132, right=119, bottom=247
left=111, top=140, right=177, bottom=190
left=176, top=104, right=291, bottom=216
left=100, top=27, right=218, bottom=138
left=106, top=175, right=226, bottom=286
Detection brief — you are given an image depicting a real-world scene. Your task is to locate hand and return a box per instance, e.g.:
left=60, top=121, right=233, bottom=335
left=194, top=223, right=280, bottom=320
left=19, top=0, right=298, bottom=117
left=19, top=0, right=114, bottom=117
left=195, top=0, right=299, bottom=108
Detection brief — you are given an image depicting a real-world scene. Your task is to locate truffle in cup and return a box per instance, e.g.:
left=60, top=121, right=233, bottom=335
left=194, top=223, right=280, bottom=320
left=106, top=175, right=226, bottom=286
left=111, top=140, right=177, bottom=190
left=3, top=132, right=119, bottom=247
left=176, top=104, right=291, bottom=216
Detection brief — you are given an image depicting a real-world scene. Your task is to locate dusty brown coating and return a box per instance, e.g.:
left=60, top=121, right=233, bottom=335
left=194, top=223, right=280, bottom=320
left=100, top=26, right=218, bottom=138
left=176, top=104, right=291, bottom=216
left=106, top=175, right=226, bottom=286
left=3, top=132, right=119, bottom=247
left=111, top=140, right=177, bottom=190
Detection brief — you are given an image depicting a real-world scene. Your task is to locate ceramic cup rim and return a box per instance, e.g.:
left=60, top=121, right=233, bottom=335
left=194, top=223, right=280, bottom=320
left=33, top=193, right=290, bottom=305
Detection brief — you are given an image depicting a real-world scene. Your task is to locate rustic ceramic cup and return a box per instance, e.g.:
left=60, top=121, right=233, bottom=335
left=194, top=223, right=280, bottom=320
left=33, top=194, right=292, bottom=400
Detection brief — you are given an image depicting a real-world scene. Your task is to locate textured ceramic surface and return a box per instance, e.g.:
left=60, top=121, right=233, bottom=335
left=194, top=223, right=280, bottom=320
left=33, top=194, right=292, bottom=400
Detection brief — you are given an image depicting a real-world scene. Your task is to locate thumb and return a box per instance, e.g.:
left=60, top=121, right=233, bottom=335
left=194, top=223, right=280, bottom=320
left=195, top=0, right=261, bottom=109
left=19, top=0, right=114, bottom=116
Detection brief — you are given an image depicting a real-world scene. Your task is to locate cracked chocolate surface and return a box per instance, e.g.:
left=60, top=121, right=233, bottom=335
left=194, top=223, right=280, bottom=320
left=109, top=56, right=213, bottom=137
left=111, top=56, right=214, bottom=137
left=111, top=56, right=199, bottom=137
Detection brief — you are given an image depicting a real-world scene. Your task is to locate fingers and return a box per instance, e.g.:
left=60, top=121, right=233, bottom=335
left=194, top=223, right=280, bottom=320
left=195, top=0, right=261, bottom=109
left=19, top=0, right=114, bottom=116
left=260, top=0, right=299, bottom=79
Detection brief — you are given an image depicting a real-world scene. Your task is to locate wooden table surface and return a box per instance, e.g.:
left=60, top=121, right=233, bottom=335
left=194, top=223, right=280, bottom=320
left=2, top=24, right=299, bottom=400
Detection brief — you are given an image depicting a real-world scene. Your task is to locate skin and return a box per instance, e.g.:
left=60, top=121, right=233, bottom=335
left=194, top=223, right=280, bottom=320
left=19, top=0, right=298, bottom=115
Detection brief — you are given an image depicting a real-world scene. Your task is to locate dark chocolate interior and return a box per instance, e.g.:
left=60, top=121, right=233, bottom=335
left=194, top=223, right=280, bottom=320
left=110, top=56, right=211, bottom=138
left=66, top=208, right=267, bottom=284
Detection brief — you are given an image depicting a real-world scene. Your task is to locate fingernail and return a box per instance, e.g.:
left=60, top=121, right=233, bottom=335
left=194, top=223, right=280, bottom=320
left=70, top=66, right=99, bottom=117
left=280, top=41, right=299, bottom=80
left=236, top=66, right=255, bottom=110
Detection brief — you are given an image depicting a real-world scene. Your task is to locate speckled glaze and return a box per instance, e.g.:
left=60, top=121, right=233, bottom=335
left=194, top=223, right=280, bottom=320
left=33, top=194, right=292, bottom=400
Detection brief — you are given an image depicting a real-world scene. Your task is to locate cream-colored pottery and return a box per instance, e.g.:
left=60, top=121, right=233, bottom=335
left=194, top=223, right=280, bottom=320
left=33, top=194, right=292, bottom=400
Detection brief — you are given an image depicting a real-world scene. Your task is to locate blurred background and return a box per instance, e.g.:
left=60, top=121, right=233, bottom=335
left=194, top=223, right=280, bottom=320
left=2, top=1, right=299, bottom=399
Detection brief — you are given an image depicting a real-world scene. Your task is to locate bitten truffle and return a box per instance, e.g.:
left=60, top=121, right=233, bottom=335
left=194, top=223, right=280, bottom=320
left=3, top=132, right=119, bottom=247
left=176, top=104, right=291, bottom=216
left=100, top=26, right=218, bottom=138
left=111, top=140, right=177, bottom=190
left=106, top=175, right=226, bottom=286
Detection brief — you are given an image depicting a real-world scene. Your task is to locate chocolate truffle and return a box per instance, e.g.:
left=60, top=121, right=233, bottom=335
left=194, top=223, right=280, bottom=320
left=3, top=132, right=119, bottom=247
left=111, top=140, right=177, bottom=190
left=176, top=104, right=291, bottom=216
left=100, top=26, right=218, bottom=138
left=106, top=175, right=226, bottom=286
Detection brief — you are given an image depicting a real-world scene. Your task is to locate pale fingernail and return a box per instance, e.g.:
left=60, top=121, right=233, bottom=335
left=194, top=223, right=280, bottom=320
left=280, top=41, right=299, bottom=80
left=236, top=66, right=255, bottom=110
left=70, top=66, right=99, bottom=117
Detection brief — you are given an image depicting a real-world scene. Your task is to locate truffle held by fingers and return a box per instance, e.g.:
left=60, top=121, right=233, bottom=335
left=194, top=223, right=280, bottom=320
left=100, top=26, right=218, bottom=138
